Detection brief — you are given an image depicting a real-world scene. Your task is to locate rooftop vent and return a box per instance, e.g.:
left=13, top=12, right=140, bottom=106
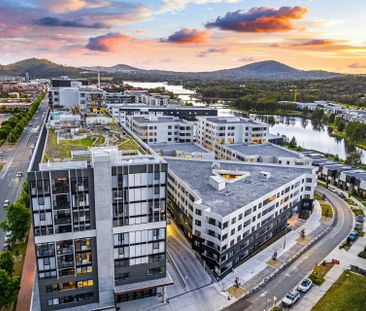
left=211, top=161, right=221, bottom=170
left=260, top=171, right=271, bottom=180
left=209, top=175, right=225, bottom=191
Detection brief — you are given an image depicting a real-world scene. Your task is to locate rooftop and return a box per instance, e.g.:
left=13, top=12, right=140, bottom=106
left=227, top=143, right=302, bottom=159
left=166, top=158, right=313, bottom=217
left=152, top=142, right=211, bottom=156
left=43, top=118, right=145, bottom=162
left=130, top=116, right=190, bottom=124
left=203, top=117, right=265, bottom=126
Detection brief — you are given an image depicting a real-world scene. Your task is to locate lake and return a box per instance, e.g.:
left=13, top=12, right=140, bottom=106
left=217, top=109, right=366, bottom=163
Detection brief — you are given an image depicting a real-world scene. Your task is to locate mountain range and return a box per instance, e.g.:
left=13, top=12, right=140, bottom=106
left=0, top=58, right=345, bottom=82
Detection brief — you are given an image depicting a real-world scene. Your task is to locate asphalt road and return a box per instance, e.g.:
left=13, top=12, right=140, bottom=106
left=225, top=186, right=354, bottom=311
left=0, top=99, right=48, bottom=246
left=167, top=221, right=212, bottom=292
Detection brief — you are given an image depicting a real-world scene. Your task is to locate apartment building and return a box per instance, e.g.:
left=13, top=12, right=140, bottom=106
left=126, top=115, right=194, bottom=145
left=214, top=143, right=312, bottom=166
left=196, top=117, right=269, bottom=153
left=106, top=104, right=217, bottom=125
left=29, top=120, right=171, bottom=310
left=165, top=158, right=316, bottom=277
left=49, top=80, right=104, bottom=113
left=141, top=93, right=170, bottom=106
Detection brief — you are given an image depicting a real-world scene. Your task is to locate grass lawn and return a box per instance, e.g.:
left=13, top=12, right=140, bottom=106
left=270, top=307, right=284, bottom=311
left=312, top=271, right=366, bottom=311
left=320, top=203, right=333, bottom=218
left=0, top=162, right=4, bottom=172
left=314, top=192, right=324, bottom=201
left=309, top=262, right=335, bottom=285
left=344, top=198, right=356, bottom=206
left=352, top=208, right=365, bottom=217
left=119, top=137, right=146, bottom=153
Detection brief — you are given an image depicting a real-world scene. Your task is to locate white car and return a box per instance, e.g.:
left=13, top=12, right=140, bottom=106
left=16, top=172, right=23, bottom=177
left=282, top=290, right=300, bottom=307
left=297, top=278, right=313, bottom=293
left=4, top=232, right=12, bottom=242
left=3, top=200, right=10, bottom=208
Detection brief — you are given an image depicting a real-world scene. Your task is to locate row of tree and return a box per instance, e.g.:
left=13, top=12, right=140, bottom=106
left=0, top=92, right=45, bottom=144
left=0, top=182, right=31, bottom=308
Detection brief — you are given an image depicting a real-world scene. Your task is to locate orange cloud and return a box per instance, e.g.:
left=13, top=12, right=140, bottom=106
left=86, top=32, right=132, bottom=52
left=38, top=0, right=87, bottom=13
left=206, top=6, right=308, bottom=33
left=162, top=28, right=209, bottom=44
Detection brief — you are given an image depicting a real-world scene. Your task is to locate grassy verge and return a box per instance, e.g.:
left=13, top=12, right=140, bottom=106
left=270, top=307, right=284, bottom=311
left=320, top=203, right=333, bottom=218
left=308, top=262, right=335, bottom=286
left=344, top=198, right=356, bottom=206
left=352, top=208, right=365, bottom=217
left=0, top=162, right=4, bottom=172
left=312, top=271, right=366, bottom=311
left=358, top=251, right=366, bottom=259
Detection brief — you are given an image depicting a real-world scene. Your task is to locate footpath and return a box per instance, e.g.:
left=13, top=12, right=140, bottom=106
left=292, top=192, right=366, bottom=311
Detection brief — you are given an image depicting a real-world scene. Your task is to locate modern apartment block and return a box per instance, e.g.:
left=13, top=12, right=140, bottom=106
left=165, top=158, right=316, bottom=277
left=196, top=117, right=269, bottom=153
left=106, top=104, right=218, bottom=125
left=214, top=142, right=313, bottom=166
left=126, top=115, right=194, bottom=145
left=29, top=118, right=171, bottom=310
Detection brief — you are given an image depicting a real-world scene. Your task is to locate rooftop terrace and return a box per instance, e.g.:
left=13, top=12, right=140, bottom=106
left=43, top=119, right=145, bottom=162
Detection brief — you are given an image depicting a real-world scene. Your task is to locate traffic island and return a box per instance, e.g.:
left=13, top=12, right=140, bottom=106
left=308, top=262, right=335, bottom=286
left=226, top=286, right=246, bottom=299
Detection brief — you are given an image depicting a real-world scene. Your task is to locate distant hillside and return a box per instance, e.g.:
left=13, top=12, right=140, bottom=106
left=0, top=58, right=345, bottom=81
left=0, top=58, right=87, bottom=78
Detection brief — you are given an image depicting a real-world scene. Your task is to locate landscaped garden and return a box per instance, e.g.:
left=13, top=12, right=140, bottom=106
left=308, top=261, right=335, bottom=285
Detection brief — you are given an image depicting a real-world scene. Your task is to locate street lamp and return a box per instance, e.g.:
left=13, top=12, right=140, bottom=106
left=283, top=224, right=288, bottom=249
left=259, top=289, right=268, bottom=311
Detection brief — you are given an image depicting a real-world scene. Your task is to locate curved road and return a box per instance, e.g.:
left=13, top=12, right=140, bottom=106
left=225, top=186, right=354, bottom=311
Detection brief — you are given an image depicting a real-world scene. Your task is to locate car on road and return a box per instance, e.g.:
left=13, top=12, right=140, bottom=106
left=338, top=192, right=347, bottom=199
left=3, top=199, right=10, bottom=208
left=1, top=242, right=11, bottom=251
left=282, top=291, right=300, bottom=307
left=16, top=171, right=23, bottom=177
left=356, top=215, right=364, bottom=223
left=328, top=186, right=338, bottom=194
left=4, top=232, right=12, bottom=242
left=297, top=278, right=313, bottom=293
left=347, top=231, right=358, bottom=242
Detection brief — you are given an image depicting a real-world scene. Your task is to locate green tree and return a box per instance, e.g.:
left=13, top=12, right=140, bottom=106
left=328, top=113, right=336, bottom=124
left=0, top=252, right=14, bottom=276
left=346, top=151, right=361, bottom=166
left=0, top=201, right=31, bottom=242
left=335, top=116, right=346, bottom=132
left=0, top=269, right=20, bottom=308
left=289, top=136, right=297, bottom=148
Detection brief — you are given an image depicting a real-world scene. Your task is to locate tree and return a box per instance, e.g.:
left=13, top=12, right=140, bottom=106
left=289, top=136, right=297, bottom=148
left=0, top=269, right=20, bottom=308
left=328, top=113, right=336, bottom=124
left=335, top=116, right=346, bottom=132
left=0, top=252, right=14, bottom=276
left=0, top=201, right=30, bottom=242
left=346, top=151, right=361, bottom=166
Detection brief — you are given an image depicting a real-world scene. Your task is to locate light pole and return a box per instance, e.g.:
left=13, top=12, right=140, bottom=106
left=283, top=224, right=288, bottom=249
left=259, top=288, right=268, bottom=311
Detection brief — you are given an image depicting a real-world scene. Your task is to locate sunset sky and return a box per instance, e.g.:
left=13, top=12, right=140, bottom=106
left=1, top=0, right=366, bottom=73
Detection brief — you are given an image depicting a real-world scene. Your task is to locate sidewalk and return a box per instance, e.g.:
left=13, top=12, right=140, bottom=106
left=218, top=200, right=327, bottom=291
left=16, top=228, right=36, bottom=311
left=292, top=196, right=366, bottom=311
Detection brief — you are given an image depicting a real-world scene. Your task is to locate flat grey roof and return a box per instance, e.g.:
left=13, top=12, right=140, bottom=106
left=227, top=143, right=301, bottom=158
left=343, top=170, right=366, bottom=180
left=152, top=142, right=210, bottom=155
left=205, top=117, right=264, bottom=125
left=166, top=158, right=313, bottom=217
left=131, top=116, right=186, bottom=124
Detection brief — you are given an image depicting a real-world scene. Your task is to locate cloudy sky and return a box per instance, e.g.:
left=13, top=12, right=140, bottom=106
left=1, top=0, right=366, bottom=72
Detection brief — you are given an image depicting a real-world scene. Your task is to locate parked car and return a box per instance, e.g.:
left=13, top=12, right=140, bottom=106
left=347, top=231, right=358, bottom=242
left=329, top=187, right=338, bottom=194
left=356, top=215, right=364, bottom=223
left=4, top=232, right=12, bottom=242
left=297, top=278, right=313, bottom=293
left=282, top=291, right=300, bottom=307
left=3, top=199, right=10, bottom=208
left=16, top=172, right=23, bottom=177
left=338, top=192, right=346, bottom=199
left=355, top=222, right=363, bottom=230
left=1, top=243, right=11, bottom=251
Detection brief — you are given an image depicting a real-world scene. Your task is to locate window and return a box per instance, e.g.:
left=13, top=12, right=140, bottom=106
left=231, top=218, right=236, bottom=225
left=195, top=209, right=202, bottom=216
left=223, top=222, right=228, bottom=229
left=238, top=214, right=243, bottom=220
left=195, top=219, right=201, bottom=226
left=116, top=273, right=130, bottom=281
left=152, top=242, right=159, bottom=250
left=231, top=229, right=235, bottom=236
left=40, top=212, right=46, bottom=221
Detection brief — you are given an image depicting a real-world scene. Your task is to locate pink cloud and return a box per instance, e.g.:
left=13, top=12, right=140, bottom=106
left=86, top=32, right=132, bottom=52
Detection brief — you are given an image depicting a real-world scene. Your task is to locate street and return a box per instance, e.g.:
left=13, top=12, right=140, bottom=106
left=0, top=99, right=48, bottom=246
left=225, top=186, right=354, bottom=311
